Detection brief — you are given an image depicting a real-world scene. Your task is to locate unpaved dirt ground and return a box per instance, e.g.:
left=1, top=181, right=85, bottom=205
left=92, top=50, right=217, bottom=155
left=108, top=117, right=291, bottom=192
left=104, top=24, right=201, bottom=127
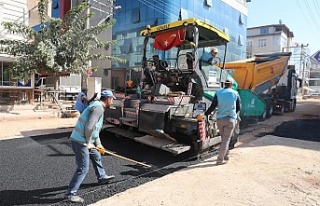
left=90, top=98, right=320, bottom=206
left=0, top=118, right=77, bottom=140
left=92, top=135, right=320, bottom=206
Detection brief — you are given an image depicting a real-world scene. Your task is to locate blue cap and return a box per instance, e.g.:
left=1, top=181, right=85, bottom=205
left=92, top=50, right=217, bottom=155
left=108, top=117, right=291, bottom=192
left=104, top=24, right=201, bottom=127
left=101, top=90, right=116, bottom=99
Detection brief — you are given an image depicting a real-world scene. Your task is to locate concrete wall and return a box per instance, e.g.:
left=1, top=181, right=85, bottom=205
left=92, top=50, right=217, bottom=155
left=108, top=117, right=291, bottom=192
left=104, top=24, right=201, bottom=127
left=28, top=0, right=52, bottom=27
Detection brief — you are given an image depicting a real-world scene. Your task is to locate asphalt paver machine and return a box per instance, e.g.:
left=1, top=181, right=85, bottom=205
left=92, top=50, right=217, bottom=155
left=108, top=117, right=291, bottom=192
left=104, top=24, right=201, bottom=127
left=104, top=18, right=240, bottom=155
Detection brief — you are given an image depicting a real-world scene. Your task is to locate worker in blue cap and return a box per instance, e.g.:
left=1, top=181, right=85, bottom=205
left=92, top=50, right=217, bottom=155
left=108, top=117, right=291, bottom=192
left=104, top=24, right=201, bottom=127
left=65, top=90, right=116, bottom=203
left=201, top=47, right=219, bottom=65
left=205, top=79, right=241, bottom=165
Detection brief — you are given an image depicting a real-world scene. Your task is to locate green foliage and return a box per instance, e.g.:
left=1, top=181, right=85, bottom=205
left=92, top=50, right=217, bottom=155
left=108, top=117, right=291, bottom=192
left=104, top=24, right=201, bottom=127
left=0, top=0, right=122, bottom=80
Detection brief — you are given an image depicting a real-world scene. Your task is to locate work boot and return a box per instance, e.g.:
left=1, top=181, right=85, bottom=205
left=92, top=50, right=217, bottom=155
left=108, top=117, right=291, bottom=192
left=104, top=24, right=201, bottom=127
left=98, top=175, right=115, bottom=185
left=224, top=155, right=229, bottom=161
left=65, top=195, right=84, bottom=203
left=216, top=158, right=226, bottom=165
left=216, top=161, right=226, bottom=166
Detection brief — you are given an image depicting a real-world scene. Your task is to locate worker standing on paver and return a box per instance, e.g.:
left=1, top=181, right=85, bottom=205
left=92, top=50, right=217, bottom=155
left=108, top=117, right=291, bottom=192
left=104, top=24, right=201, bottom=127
left=201, top=47, right=219, bottom=65
left=65, top=90, right=116, bottom=203
left=74, top=87, right=97, bottom=114
left=204, top=78, right=241, bottom=165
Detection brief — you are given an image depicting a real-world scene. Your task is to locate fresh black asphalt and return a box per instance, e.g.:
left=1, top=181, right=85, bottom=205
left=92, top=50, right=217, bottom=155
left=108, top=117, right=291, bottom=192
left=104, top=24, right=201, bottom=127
left=0, top=130, right=207, bottom=206
left=2, top=118, right=319, bottom=206
left=272, top=118, right=320, bottom=142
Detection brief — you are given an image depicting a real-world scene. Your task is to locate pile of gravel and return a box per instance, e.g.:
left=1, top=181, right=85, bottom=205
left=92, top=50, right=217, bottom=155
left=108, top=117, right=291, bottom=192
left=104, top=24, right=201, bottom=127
left=272, top=119, right=320, bottom=142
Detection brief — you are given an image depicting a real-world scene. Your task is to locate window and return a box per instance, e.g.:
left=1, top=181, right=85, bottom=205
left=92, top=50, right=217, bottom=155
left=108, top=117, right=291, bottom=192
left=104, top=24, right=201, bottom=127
left=131, top=8, right=140, bottom=23
left=238, top=35, right=243, bottom=46
left=223, top=28, right=229, bottom=36
left=247, top=41, right=252, bottom=48
left=258, top=39, right=267, bottom=47
left=247, top=52, right=252, bottom=58
left=53, top=1, right=59, bottom=9
left=273, top=36, right=280, bottom=46
left=121, top=38, right=133, bottom=54
left=239, top=14, right=244, bottom=25
left=204, top=0, right=213, bottom=7
left=260, top=27, right=269, bottom=35
left=179, top=8, right=189, bottom=19
left=0, top=62, right=12, bottom=86
left=154, top=18, right=158, bottom=26
left=274, top=27, right=282, bottom=32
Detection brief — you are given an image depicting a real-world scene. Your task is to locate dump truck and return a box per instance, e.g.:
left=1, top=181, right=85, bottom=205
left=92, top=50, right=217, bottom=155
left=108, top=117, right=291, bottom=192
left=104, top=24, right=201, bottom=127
left=224, top=53, right=299, bottom=121
left=104, top=18, right=238, bottom=155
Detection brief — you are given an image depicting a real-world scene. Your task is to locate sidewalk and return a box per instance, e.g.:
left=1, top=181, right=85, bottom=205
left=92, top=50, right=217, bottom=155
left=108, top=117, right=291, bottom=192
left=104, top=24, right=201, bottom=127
left=0, top=109, right=57, bottom=121
left=0, top=105, right=77, bottom=140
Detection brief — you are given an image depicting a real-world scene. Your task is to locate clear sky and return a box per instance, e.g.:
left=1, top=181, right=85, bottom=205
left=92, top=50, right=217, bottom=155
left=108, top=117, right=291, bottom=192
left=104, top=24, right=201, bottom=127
left=247, top=0, right=320, bottom=55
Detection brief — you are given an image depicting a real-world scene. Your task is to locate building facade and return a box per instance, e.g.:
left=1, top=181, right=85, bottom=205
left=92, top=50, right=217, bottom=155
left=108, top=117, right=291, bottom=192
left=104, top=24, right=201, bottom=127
left=71, top=0, right=113, bottom=89
left=111, top=0, right=249, bottom=89
left=309, top=51, right=320, bottom=92
left=246, top=23, right=294, bottom=58
left=31, top=0, right=113, bottom=95
left=0, top=0, right=30, bottom=106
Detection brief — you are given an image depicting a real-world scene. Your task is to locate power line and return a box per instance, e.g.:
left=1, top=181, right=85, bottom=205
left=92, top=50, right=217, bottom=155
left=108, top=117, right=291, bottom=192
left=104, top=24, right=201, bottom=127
left=154, top=0, right=204, bottom=20
left=138, top=0, right=173, bottom=18
left=312, top=0, right=320, bottom=20
left=302, top=0, right=320, bottom=34
left=294, top=0, right=320, bottom=45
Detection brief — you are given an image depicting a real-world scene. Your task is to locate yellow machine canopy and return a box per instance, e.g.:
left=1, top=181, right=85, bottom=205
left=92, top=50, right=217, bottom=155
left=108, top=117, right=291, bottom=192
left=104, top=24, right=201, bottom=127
left=141, top=18, right=230, bottom=50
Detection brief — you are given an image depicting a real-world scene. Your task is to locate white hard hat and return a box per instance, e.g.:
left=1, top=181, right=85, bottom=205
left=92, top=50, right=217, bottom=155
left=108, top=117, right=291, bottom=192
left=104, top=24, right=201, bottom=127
left=225, top=78, right=233, bottom=84
left=211, top=47, right=218, bottom=53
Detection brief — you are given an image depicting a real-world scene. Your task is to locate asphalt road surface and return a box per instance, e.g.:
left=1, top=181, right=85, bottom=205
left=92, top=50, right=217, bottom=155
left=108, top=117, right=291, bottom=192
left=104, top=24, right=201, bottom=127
left=272, top=118, right=320, bottom=142
left=0, top=131, right=207, bottom=206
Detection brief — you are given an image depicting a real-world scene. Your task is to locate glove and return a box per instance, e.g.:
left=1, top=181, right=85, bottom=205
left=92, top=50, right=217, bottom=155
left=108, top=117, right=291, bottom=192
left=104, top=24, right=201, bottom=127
left=86, top=142, right=96, bottom=149
left=97, top=146, right=106, bottom=155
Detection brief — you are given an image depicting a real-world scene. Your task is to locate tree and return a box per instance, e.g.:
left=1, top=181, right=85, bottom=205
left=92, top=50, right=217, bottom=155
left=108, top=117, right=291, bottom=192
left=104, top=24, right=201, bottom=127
left=0, top=0, right=121, bottom=89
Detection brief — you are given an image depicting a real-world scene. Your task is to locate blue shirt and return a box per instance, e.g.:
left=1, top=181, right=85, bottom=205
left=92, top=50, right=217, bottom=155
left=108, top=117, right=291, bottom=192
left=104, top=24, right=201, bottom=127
left=201, top=52, right=214, bottom=63
left=74, top=92, right=88, bottom=113
left=205, top=88, right=241, bottom=119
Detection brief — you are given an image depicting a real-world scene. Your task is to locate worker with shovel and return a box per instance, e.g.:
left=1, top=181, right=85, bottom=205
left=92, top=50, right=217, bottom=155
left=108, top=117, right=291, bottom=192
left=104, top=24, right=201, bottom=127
left=65, top=90, right=116, bottom=203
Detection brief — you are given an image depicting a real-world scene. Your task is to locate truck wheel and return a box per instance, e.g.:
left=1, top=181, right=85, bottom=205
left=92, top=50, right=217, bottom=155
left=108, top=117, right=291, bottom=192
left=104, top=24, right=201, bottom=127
left=266, top=103, right=273, bottom=118
left=279, top=103, right=285, bottom=115
left=259, top=110, right=267, bottom=121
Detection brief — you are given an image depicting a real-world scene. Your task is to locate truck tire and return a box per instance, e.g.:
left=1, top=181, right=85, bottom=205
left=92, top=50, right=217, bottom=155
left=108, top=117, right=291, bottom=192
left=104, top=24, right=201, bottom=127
left=266, top=102, right=273, bottom=118
left=279, top=103, right=285, bottom=115
left=259, top=110, right=267, bottom=121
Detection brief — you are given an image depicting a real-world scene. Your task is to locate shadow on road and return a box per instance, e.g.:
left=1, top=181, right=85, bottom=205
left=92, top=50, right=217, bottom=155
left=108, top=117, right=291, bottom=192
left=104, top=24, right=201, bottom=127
left=0, top=183, right=98, bottom=206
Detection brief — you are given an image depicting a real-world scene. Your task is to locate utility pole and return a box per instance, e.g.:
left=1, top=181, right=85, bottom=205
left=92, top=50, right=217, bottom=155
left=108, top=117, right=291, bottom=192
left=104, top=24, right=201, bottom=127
left=300, top=43, right=309, bottom=94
